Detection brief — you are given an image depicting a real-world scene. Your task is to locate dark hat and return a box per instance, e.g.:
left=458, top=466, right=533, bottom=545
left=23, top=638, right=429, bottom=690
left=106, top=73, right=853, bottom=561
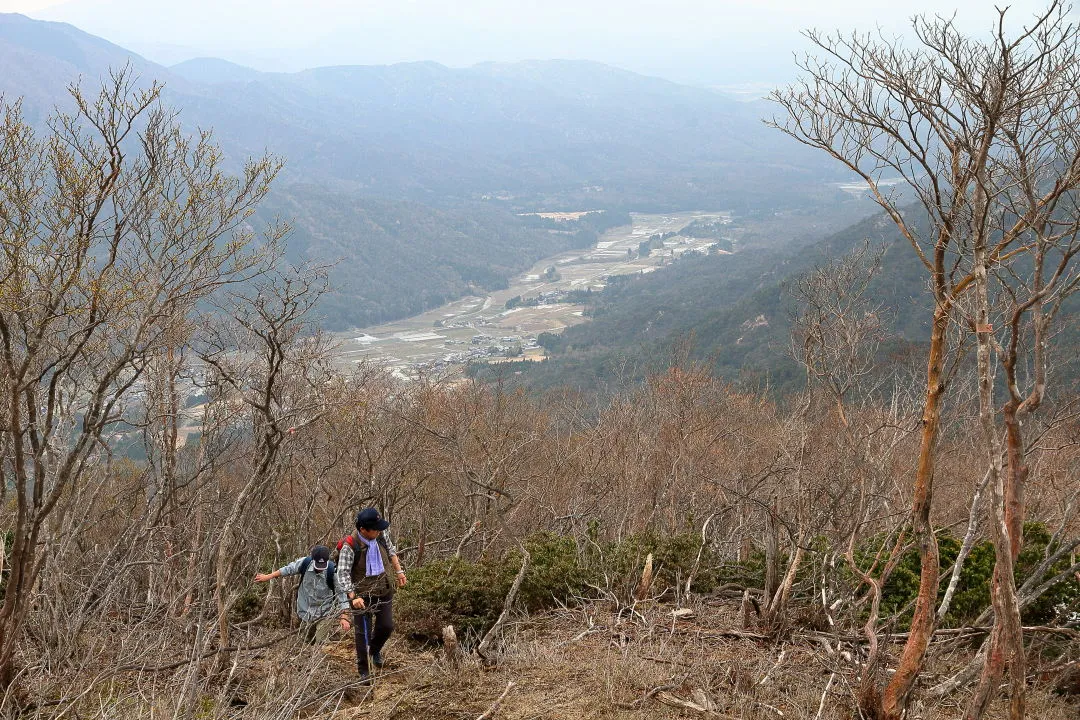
left=355, top=507, right=390, bottom=531
left=310, top=545, right=331, bottom=571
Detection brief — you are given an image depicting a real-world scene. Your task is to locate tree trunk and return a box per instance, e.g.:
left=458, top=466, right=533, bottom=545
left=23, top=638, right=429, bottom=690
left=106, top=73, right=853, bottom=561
left=881, top=305, right=948, bottom=720
left=763, top=506, right=780, bottom=603
left=765, top=543, right=804, bottom=631
left=1002, top=404, right=1027, bottom=562
left=964, top=234, right=1025, bottom=718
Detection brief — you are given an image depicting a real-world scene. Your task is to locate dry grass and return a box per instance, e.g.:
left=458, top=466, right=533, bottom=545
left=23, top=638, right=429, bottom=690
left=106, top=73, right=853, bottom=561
left=265, top=598, right=1078, bottom=720
left=17, top=597, right=1072, bottom=718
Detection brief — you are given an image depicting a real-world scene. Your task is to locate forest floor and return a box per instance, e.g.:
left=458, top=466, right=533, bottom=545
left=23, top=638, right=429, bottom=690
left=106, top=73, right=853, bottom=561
left=260, top=596, right=1077, bottom=720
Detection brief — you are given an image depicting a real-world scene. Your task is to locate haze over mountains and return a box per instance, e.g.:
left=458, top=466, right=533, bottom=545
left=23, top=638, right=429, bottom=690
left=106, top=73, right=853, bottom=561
left=0, top=12, right=858, bottom=330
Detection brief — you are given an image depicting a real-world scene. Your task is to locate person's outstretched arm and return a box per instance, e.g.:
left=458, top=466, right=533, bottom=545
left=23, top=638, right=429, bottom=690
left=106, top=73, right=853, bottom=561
left=255, top=557, right=305, bottom=582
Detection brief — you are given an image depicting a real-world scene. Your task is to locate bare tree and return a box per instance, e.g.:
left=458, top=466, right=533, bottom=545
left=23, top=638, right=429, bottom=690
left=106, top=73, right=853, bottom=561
left=197, top=262, right=334, bottom=649
left=789, top=240, right=890, bottom=427
left=787, top=242, right=919, bottom=709
left=0, top=67, right=282, bottom=690
left=771, top=3, right=1080, bottom=717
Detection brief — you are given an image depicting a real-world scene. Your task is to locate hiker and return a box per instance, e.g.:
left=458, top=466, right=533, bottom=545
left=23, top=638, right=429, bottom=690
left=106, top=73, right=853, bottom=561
left=336, top=508, right=408, bottom=680
left=255, top=545, right=348, bottom=644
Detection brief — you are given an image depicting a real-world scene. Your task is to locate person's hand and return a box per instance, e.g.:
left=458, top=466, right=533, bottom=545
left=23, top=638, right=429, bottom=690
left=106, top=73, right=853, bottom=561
left=339, top=616, right=351, bottom=632
left=254, top=572, right=273, bottom=582
left=396, top=572, right=408, bottom=588
left=350, top=597, right=366, bottom=610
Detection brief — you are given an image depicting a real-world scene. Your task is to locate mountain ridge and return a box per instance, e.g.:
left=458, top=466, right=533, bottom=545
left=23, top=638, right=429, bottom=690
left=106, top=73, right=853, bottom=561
left=170, top=56, right=263, bottom=84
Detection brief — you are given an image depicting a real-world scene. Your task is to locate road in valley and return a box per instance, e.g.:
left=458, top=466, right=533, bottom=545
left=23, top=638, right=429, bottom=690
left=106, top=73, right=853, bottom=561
left=330, top=211, right=731, bottom=377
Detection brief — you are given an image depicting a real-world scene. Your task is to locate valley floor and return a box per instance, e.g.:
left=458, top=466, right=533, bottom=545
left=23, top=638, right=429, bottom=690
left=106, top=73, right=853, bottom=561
left=330, top=212, right=729, bottom=378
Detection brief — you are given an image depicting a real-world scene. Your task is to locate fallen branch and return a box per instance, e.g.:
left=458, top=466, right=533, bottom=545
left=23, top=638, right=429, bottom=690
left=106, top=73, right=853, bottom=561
left=296, top=678, right=375, bottom=710
left=814, top=673, right=836, bottom=720
left=477, top=548, right=530, bottom=663
left=115, top=631, right=294, bottom=672
left=656, top=691, right=736, bottom=718
left=475, top=680, right=515, bottom=720
left=802, top=624, right=1078, bottom=645
left=640, top=654, right=692, bottom=667
left=554, top=624, right=604, bottom=648
left=756, top=647, right=786, bottom=686
left=615, top=684, right=675, bottom=710
left=755, top=701, right=786, bottom=717
left=678, top=629, right=768, bottom=641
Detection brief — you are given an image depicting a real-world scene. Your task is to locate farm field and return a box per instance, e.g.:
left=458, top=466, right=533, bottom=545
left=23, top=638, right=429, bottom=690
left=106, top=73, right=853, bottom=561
left=331, top=211, right=731, bottom=376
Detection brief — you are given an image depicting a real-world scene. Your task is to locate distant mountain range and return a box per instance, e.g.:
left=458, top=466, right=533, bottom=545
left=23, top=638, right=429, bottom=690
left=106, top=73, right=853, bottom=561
left=0, top=12, right=855, bottom=330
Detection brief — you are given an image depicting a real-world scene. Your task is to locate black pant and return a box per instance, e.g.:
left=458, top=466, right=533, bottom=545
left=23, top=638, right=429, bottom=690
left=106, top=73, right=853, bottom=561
left=352, top=596, right=394, bottom=673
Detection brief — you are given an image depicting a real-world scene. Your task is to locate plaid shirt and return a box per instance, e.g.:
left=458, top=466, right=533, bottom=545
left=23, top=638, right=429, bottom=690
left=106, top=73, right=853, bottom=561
left=336, top=534, right=398, bottom=611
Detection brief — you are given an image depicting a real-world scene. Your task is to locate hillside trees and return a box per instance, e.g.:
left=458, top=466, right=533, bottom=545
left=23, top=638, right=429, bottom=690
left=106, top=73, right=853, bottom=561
left=786, top=243, right=919, bottom=708
left=0, top=68, right=285, bottom=690
left=772, top=3, right=1080, bottom=717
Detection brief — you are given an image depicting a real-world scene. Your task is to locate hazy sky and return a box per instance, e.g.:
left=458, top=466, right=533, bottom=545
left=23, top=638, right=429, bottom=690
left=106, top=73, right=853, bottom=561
left=0, top=0, right=1066, bottom=84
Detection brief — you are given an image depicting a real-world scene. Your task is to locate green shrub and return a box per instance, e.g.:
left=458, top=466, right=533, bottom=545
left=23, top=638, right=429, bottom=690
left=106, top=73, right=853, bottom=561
left=1017, top=522, right=1080, bottom=624
left=944, top=538, right=996, bottom=625
left=591, top=530, right=734, bottom=596
left=397, top=528, right=742, bottom=641
left=869, top=529, right=992, bottom=627
left=517, top=533, right=594, bottom=611
left=395, top=556, right=508, bottom=640
left=396, top=532, right=597, bottom=641
left=866, top=521, right=1078, bottom=629
left=230, top=588, right=263, bottom=623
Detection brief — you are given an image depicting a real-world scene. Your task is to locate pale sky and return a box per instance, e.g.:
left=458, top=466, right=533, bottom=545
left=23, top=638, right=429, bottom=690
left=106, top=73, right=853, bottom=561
left=0, top=0, right=1066, bottom=84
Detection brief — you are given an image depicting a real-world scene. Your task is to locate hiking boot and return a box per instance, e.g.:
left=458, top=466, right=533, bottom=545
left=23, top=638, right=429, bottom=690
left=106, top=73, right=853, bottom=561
left=357, top=669, right=371, bottom=685
left=371, top=652, right=384, bottom=668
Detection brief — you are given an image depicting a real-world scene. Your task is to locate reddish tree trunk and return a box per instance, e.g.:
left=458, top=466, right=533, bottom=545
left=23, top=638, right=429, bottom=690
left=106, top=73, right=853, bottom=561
left=881, top=306, right=947, bottom=720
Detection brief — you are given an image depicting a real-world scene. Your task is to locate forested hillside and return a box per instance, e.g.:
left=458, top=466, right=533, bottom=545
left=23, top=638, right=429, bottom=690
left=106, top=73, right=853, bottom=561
left=262, top=191, right=624, bottom=328
left=473, top=210, right=922, bottom=391
left=488, top=207, right=1079, bottom=393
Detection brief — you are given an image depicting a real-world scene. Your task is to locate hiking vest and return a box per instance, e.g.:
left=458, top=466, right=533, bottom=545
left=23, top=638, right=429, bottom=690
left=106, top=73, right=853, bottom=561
left=348, top=533, right=395, bottom=599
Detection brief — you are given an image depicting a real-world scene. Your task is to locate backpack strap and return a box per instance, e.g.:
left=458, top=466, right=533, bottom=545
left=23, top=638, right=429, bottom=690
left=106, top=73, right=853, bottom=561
left=294, top=556, right=313, bottom=609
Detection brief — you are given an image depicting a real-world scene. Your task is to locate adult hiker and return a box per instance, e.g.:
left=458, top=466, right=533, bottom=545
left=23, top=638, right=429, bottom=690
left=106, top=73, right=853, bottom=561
left=254, top=544, right=348, bottom=644
left=336, top=508, right=408, bottom=680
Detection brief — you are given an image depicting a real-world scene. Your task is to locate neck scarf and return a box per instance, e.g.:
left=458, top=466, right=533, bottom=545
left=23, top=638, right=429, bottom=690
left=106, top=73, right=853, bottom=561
left=356, top=534, right=385, bottom=577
